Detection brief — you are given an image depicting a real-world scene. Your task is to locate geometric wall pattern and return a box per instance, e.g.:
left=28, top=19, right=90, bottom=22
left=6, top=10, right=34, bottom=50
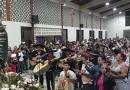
left=33, top=0, right=61, bottom=25
left=0, top=0, right=6, bottom=21
left=10, top=0, right=30, bottom=23
left=2, top=0, right=106, bottom=29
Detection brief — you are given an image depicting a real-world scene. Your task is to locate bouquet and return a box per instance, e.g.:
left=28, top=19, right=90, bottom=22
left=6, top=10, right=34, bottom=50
left=0, top=71, right=42, bottom=90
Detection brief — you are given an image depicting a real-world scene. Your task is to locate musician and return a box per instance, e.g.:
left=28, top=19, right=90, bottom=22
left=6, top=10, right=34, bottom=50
left=45, top=49, right=57, bottom=90
left=56, top=62, right=77, bottom=90
left=61, top=48, right=76, bottom=71
left=31, top=44, right=45, bottom=87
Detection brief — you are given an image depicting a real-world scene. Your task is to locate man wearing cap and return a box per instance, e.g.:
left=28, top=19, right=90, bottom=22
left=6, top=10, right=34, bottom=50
left=31, top=44, right=46, bottom=87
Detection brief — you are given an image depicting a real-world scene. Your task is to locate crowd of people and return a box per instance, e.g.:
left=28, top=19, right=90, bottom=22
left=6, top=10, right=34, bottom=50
left=3, top=37, right=130, bottom=90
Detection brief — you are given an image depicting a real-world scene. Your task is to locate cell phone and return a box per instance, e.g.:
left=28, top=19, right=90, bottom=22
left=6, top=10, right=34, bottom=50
left=106, top=68, right=110, bottom=72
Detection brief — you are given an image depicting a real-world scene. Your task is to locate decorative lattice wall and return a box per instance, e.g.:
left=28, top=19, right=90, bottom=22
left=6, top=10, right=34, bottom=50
left=10, top=0, right=30, bottom=23
left=0, top=0, right=6, bottom=21
left=3, top=0, right=107, bottom=29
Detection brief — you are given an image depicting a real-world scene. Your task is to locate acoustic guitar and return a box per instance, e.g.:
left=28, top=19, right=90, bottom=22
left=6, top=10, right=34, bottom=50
left=29, top=53, right=48, bottom=66
left=33, top=57, right=59, bottom=76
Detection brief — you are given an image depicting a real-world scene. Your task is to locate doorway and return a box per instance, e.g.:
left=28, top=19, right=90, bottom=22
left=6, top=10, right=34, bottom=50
left=89, top=30, right=95, bottom=39
left=98, top=31, right=103, bottom=39
left=76, top=30, right=84, bottom=41
left=63, top=29, right=68, bottom=43
left=21, top=27, right=32, bottom=47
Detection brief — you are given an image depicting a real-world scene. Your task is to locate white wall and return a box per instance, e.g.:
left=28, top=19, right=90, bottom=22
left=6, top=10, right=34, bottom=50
left=107, top=13, right=130, bottom=38
left=2, top=21, right=106, bottom=48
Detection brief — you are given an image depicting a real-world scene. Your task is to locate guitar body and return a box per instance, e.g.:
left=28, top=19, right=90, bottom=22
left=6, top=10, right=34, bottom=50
left=29, top=60, right=37, bottom=66
left=33, top=57, right=59, bottom=76
left=33, top=60, right=50, bottom=76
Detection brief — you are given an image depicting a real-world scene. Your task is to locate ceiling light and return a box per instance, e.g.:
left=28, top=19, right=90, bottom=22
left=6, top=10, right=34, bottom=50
left=105, top=2, right=110, bottom=6
left=103, top=16, right=106, bottom=18
left=89, top=12, right=92, bottom=14
left=113, top=8, right=117, bottom=11
left=119, top=11, right=122, bottom=14
left=63, top=3, right=66, bottom=6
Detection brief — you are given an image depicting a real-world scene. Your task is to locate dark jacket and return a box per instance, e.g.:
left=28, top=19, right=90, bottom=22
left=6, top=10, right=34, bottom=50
left=96, top=73, right=116, bottom=90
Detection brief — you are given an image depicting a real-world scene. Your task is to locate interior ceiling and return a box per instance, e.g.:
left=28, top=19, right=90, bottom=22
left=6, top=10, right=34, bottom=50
left=71, top=0, right=94, bottom=6
left=51, top=0, right=130, bottom=16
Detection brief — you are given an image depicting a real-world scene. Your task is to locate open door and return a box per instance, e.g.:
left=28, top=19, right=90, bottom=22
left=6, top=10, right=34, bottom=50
left=76, top=30, right=84, bottom=41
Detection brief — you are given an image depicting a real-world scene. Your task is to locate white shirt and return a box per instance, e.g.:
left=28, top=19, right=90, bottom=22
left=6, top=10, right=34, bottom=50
left=18, top=52, right=24, bottom=61
left=59, top=70, right=77, bottom=90
left=54, top=49, right=62, bottom=58
left=81, top=64, right=90, bottom=84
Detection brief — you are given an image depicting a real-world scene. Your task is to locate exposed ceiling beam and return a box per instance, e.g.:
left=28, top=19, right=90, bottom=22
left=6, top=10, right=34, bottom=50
left=81, top=0, right=105, bottom=10
left=102, top=4, right=130, bottom=16
left=50, top=0, right=101, bottom=17
left=94, top=0, right=130, bottom=13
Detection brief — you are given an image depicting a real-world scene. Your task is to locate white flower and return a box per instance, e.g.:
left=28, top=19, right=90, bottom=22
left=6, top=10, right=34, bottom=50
left=17, top=81, right=21, bottom=84
left=10, top=85, right=16, bottom=90
left=24, top=78, right=32, bottom=83
left=34, top=83, right=39, bottom=87
left=23, top=82, right=27, bottom=84
left=1, top=88, right=9, bottom=90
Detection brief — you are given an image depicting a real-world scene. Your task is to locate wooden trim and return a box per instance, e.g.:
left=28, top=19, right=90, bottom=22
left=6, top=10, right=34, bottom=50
left=6, top=0, right=10, bottom=21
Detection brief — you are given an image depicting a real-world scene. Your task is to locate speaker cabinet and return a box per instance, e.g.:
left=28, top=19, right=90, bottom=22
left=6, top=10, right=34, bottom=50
left=32, top=15, right=39, bottom=24
left=80, top=24, right=84, bottom=28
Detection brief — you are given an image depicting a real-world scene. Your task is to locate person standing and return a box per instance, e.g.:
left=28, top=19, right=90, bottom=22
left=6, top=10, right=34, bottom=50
left=31, top=44, right=46, bottom=87
left=96, top=64, right=115, bottom=90
left=21, top=42, right=30, bottom=71
left=56, top=62, right=77, bottom=90
left=45, top=49, right=57, bottom=90
left=111, top=53, right=128, bottom=90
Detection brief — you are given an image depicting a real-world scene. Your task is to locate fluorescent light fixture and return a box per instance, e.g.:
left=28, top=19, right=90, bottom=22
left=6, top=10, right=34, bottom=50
left=119, top=11, right=122, bottom=14
left=113, top=8, right=117, bottom=11
left=105, top=2, right=110, bottom=6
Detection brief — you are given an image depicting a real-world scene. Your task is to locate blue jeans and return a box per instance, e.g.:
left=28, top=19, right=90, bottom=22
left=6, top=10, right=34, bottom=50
left=24, top=59, right=28, bottom=70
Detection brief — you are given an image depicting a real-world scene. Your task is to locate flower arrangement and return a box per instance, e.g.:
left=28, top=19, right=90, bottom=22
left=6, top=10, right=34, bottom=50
left=0, top=71, right=42, bottom=90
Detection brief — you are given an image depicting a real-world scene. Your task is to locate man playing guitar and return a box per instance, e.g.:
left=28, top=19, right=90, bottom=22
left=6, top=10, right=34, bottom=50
left=31, top=44, right=46, bottom=87
left=45, top=48, right=57, bottom=90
